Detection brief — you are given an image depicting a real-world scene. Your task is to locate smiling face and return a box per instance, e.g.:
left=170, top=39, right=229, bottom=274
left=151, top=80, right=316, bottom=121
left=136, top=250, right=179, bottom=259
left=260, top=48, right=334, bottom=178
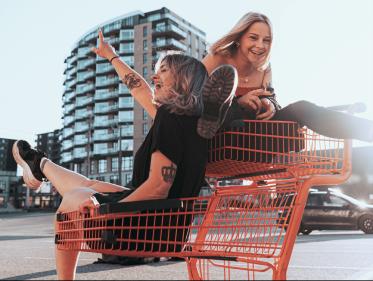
left=237, top=22, right=272, bottom=68
left=151, top=60, right=176, bottom=104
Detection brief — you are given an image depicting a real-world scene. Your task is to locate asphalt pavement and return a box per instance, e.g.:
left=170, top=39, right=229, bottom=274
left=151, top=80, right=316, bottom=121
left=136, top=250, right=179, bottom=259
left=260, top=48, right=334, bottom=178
left=1, top=211, right=373, bottom=280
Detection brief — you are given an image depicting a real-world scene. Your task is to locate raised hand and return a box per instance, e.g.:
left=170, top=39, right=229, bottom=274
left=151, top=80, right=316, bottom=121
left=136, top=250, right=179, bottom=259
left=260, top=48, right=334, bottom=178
left=91, top=29, right=117, bottom=61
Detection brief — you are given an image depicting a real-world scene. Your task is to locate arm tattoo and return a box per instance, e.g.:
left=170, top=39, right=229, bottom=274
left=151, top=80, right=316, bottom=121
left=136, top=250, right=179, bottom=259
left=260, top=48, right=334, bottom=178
left=123, top=73, right=142, bottom=90
left=161, top=163, right=177, bottom=184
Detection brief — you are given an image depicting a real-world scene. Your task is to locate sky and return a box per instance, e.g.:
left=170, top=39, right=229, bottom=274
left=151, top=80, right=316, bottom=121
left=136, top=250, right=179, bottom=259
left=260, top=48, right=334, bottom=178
left=1, top=0, right=372, bottom=147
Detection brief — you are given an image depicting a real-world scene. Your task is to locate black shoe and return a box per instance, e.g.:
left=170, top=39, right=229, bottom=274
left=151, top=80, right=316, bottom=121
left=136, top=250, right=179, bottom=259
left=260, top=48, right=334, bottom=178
left=197, top=64, right=238, bottom=139
left=12, top=140, right=47, bottom=189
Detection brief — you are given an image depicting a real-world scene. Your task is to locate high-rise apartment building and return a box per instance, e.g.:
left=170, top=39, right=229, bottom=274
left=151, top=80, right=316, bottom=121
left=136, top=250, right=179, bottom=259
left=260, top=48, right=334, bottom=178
left=0, top=138, right=19, bottom=209
left=61, top=7, right=207, bottom=185
left=36, top=129, right=61, bottom=164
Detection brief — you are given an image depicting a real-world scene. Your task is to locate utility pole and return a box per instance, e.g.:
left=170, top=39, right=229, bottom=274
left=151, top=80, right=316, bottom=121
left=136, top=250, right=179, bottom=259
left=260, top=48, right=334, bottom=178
left=87, top=114, right=92, bottom=177
left=118, top=124, right=122, bottom=185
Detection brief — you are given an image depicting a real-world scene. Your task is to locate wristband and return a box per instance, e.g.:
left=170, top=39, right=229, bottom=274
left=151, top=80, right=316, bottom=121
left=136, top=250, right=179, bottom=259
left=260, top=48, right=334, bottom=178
left=109, top=56, right=119, bottom=63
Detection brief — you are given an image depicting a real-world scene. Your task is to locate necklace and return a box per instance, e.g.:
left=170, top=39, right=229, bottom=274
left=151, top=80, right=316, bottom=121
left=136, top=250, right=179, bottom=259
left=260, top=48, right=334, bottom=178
left=238, top=75, right=251, bottom=83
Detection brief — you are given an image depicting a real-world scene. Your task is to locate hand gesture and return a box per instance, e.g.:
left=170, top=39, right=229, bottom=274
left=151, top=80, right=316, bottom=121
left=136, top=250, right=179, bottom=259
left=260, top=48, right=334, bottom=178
left=257, top=98, right=276, bottom=120
left=237, top=88, right=272, bottom=114
left=91, top=29, right=117, bottom=61
left=78, top=195, right=100, bottom=217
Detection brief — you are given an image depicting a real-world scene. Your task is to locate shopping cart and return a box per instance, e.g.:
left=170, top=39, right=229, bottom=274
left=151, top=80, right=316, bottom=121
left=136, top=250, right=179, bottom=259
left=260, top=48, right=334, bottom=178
left=55, top=119, right=352, bottom=280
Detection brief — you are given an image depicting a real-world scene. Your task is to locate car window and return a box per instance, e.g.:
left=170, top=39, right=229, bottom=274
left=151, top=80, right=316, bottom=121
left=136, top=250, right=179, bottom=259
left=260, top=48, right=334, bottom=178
left=307, top=194, right=321, bottom=207
left=322, top=194, right=348, bottom=207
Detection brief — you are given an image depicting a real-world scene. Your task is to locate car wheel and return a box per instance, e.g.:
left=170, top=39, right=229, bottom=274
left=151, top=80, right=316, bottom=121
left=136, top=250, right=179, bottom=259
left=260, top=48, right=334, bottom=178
left=299, top=224, right=312, bottom=235
left=359, top=215, right=373, bottom=234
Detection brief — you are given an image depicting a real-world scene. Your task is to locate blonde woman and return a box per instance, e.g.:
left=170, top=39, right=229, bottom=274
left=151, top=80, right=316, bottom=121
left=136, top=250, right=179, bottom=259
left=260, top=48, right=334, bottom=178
left=12, top=30, right=237, bottom=280
left=200, top=12, right=373, bottom=141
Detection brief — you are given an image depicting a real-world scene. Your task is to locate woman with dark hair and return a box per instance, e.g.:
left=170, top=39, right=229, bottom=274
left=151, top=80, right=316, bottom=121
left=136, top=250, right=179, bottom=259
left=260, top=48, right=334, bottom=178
left=198, top=12, right=373, bottom=141
left=12, top=29, right=237, bottom=280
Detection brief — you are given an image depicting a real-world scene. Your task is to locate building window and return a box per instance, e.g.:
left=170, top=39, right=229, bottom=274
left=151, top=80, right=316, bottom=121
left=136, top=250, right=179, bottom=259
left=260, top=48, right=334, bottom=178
left=143, top=67, right=148, bottom=77
left=143, top=53, right=148, bottom=64
left=143, top=26, right=148, bottom=37
left=109, top=175, right=119, bottom=184
left=122, top=156, right=133, bottom=171
left=98, top=159, right=107, bottom=173
left=143, top=109, right=148, bottom=120
left=90, top=160, right=96, bottom=174
left=112, top=157, right=118, bottom=172
left=96, top=176, right=105, bottom=181
left=143, top=39, right=148, bottom=51
left=143, top=123, right=149, bottom=135
left=125, top=173, right=133, bottom=185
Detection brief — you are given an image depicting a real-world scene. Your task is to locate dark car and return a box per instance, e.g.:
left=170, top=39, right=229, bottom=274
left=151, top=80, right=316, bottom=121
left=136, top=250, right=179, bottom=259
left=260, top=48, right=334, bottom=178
left=279, top=189, right=373, bottom=235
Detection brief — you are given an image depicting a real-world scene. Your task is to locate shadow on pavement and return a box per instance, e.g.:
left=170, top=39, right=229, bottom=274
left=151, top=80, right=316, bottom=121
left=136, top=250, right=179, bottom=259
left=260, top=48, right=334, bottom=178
left=296, top=233, right=373, bottom=244
left=0, top=235, right=52, bottom=241
left=3, top=259, right=185, bottom=280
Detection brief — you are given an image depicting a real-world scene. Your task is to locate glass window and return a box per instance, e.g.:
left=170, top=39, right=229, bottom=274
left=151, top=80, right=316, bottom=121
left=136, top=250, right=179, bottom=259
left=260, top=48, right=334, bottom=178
left=143, top=39, right=148, bottom=51
left=121, top=139, right=133, bottom=151
left=143, top=53, right=148, bottom=64
left=143, top=26, right=148, bottom=37
left=147, top=13, right=161, bottom=21
left=120, top=29, right=134, bottom=40
left=109, top=175, right=119, bottom=184
left=119, top=97, right=134, bottom=108
left=143, top=123, right=149, bottom=135
left=143, top=67, right=148, bottom=77
left=143, top=109, right=148, bottom=120
left=98, top=159, right=107, bottom=173
left=121, top=124, right=134, bottom=136
left=119, top=42, right=134, bottom=53
left=322, top=194, right=347, bottom=207
left=125, top=173, right=133, bottom=185
left=119, top=111, right=133, bottom=122
left=122, top=156, right=133, bottom=171
left=90, top=160, right=96, bottom=174
left=112, top=157, right=118, bottom=172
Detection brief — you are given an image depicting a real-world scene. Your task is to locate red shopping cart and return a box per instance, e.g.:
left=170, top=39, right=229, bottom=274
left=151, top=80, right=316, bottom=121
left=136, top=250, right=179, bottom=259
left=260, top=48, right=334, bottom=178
left=55, top=120, right=352, bottom=280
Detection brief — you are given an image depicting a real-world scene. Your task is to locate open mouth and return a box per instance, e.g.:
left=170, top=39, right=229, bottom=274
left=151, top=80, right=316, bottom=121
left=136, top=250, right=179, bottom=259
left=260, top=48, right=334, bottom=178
left=250, top=50, right=265, bottom=56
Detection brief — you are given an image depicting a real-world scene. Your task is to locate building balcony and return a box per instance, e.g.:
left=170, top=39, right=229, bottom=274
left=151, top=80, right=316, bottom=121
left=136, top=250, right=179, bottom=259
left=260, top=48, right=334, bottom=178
left=62, top=141, right=74, bottom=151
left=93, top=118, right=118, bottom=128
left=95, top=76, right=120, bottom=87
left=74, top=138, right=89, bottom=146
left=76, top=84, right=95, bottom=95
left=61, top=153, right=73, bottom=163
left=75, top=96, right=94, bottom=108
left=77, top=58, right=96, bottom=71
left=65, top=79, right=77, bottom=89
left=63, top=116, right=74, bottom=126
left=152, top=24, right=187, bottom=40
left=96, top=64, right=115, bottom=75
left=75, top=124, right=90, bottom=133
left=75, top=110, right=94, bottom=121
left=94, top=90, right=119, bottom=101
left=94, top=104, right=119, bottom=114
left=73, top=151, right=88, bottom=159
left=77, top=71, right=95, bottom=83
left=153, top=38, right=187, bottom=51
left=63, top=104, right=75, bottom=115
left=77, top=46, right=93, bottom=58
left=93, top=133, right=117, bottom=142
left=63, top=91, right=75, bottom=103
left=93, top=147, right=118, bottom=155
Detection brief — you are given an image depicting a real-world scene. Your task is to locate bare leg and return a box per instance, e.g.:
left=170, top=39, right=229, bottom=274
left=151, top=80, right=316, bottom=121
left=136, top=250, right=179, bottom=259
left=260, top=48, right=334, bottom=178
left=55, top=188, right=97, bottom=280
left=43, top=160, right=129, bottom=197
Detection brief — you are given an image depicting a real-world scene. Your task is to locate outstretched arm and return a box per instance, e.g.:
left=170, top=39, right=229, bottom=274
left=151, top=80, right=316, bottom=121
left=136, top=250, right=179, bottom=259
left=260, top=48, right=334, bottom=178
left=92, top=29, right=157, bottom=118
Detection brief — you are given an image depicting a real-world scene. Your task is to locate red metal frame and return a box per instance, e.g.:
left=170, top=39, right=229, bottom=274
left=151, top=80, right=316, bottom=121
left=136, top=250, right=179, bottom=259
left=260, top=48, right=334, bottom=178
left=55, top=121, right=351, bottom=280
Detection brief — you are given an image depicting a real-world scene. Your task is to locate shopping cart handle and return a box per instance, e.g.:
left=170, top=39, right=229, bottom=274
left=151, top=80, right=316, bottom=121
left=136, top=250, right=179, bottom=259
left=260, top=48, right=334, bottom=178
left=327, top=102, right=366, bottom=114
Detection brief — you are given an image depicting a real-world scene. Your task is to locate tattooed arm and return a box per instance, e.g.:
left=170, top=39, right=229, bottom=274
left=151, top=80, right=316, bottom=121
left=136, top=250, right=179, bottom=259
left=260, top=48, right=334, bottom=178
left=120, top=151, right=177, bottom=202
left=92, top=29, right=157, bottom=118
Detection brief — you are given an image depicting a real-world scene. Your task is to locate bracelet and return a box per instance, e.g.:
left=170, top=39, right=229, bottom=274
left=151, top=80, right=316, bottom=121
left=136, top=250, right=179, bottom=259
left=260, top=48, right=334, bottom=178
left=109, top=56, right=119, bottom=63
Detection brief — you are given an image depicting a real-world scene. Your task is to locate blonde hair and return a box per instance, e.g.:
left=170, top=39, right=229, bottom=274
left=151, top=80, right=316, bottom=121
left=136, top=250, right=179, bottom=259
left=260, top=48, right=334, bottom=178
left=210, top=12, right=273, bottom=71
left=154, top=52, right=208, bottom=116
